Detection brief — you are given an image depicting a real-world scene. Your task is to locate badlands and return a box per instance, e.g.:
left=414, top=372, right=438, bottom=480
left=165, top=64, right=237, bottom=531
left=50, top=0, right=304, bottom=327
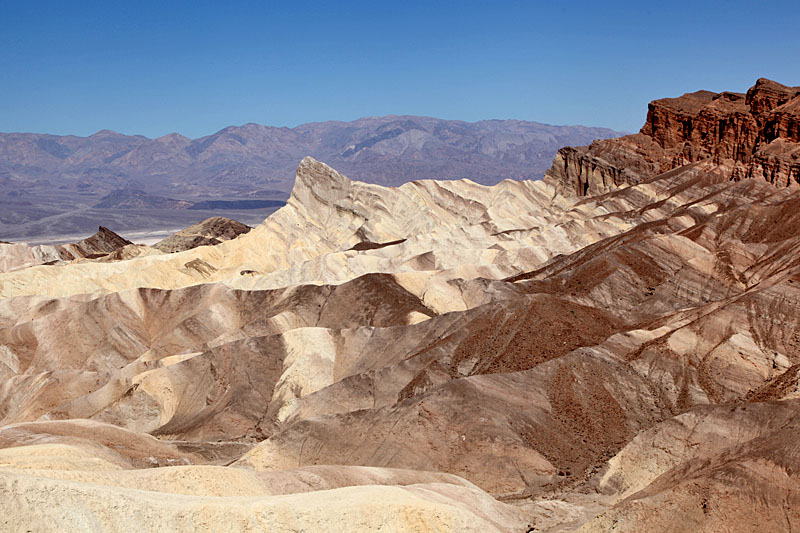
left=0, top=78, right=799, bottom=531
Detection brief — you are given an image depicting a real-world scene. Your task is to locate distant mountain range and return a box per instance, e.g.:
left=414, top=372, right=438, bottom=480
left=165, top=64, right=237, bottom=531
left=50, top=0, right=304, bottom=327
left=0, top=116, right=624, bottom=198
left=0, top=115, right=624, bottom=241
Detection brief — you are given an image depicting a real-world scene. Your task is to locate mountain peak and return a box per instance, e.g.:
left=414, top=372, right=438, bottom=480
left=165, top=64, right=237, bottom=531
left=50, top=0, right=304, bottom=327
left=290, top=156, right=355, bottom=207
left=155, top=132, right=190, bottom=143
left=753, top=77, right=793, bottom=91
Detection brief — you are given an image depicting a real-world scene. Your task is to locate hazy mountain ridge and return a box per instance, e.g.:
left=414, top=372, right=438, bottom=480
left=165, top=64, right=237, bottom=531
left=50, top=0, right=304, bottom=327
left=0, top=116, right=623, bottom=197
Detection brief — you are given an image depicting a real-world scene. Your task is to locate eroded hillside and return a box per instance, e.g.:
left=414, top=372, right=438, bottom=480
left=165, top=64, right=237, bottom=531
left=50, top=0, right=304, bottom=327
left=1, top=79, right=799, bottom=532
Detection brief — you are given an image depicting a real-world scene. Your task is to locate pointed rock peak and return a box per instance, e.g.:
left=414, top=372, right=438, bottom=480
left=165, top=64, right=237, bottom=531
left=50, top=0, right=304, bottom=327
left=95, top=226, right=130, bottom=242
left=289, top=157, right=356, bottom=208
left=74, top=226, right=132, bottom=253
left=747, top=78, right=800, bottom=114
left=298, top=156, right=337, bottom=172
left=753, top=78, right=792, bottom=91
left=297, top=158, right=352, bottom=188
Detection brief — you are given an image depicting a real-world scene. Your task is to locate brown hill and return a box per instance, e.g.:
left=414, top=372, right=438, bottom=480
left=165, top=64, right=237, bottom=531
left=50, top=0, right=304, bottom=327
left=153, top=217, right=252, bottom=253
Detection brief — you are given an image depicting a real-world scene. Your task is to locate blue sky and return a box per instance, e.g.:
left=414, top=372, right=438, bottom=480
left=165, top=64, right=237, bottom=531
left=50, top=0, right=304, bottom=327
left=1, top=0, right=798, bottom=138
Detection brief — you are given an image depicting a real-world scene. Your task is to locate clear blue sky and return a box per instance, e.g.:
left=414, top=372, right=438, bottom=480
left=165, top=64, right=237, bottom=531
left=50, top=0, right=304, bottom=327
left=2, top=0, right=798, bottom=138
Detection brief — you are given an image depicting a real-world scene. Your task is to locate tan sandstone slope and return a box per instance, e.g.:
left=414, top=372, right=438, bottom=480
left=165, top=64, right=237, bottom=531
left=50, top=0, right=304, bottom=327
left=1, top=78, right=800, bottom=532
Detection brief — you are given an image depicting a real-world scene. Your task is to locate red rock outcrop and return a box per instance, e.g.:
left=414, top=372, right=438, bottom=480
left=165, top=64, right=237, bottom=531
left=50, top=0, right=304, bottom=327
left=546, top=78, right=800, bottom=195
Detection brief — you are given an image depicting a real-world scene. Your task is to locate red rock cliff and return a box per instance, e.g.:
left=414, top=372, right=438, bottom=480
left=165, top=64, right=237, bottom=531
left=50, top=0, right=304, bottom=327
left=546, top=78, right=800, bottom=196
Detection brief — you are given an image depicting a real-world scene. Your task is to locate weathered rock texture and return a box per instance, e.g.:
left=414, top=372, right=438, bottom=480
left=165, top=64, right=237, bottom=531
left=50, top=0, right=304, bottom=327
left=153, top=217, right=252, bottom=253
left=1, top=79, right=799, bottom=532
left=545, top=78, right=800, bottom=196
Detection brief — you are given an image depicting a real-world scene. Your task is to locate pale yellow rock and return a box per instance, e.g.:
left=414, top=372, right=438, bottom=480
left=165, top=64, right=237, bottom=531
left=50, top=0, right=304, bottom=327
left=0, top=157, right=633, bottom=300
left=0, top=468, right=527, bottom=532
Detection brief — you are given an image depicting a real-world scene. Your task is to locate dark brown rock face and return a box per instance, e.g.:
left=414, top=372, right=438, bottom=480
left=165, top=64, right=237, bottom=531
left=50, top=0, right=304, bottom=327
left=77, top=226, right=133, bottom=253
left=546, top=78, right=800, bottom=195
left=153, top=216, right=251, bottom=253
left=57, top=226, right=133, bottom=260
